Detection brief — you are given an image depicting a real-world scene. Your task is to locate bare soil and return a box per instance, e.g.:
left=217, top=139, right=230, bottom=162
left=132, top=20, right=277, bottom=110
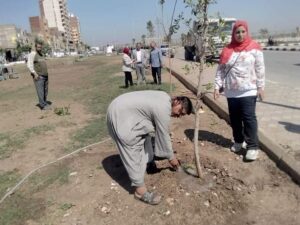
left=0, top=56, right=299, bottom=225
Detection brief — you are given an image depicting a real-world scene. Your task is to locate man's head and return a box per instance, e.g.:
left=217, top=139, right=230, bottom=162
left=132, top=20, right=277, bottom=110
left=171, top=96, right=193, bottom=118
left=35, top=41, right=43, bottom=54
left=136, top=42, right=141, bottom=50
left=150, top=41, right=156, bottom=49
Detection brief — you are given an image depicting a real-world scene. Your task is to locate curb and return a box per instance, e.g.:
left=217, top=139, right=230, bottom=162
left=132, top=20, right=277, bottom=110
left=167, top=66, right=300, bottom=184
left=263, top=46, right=300, bottom=51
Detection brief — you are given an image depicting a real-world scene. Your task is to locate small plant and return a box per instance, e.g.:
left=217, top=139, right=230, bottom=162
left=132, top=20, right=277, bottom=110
left=60, top=203, right=75, bottom=211
left=182, top=64, right=191, bottom=75
left=54, top=106, right=71, bottom=116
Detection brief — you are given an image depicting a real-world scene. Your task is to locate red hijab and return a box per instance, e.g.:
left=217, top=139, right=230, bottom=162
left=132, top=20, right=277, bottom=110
left=219, top=20, right=261, bottom=64
left=123, top=47, right=130, bottom=55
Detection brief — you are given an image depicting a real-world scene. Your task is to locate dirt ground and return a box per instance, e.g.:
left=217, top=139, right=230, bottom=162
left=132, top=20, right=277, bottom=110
left=0, top=55, right=299, bottom=225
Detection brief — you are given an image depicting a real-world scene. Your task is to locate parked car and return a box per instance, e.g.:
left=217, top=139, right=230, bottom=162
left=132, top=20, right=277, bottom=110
left=160, top=44, right=175, bottom=58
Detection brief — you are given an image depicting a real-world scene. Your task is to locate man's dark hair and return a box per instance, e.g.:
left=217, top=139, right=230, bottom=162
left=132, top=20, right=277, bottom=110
left=35, top=40, right=43, bottom=48
left=175, top=96, right=193, bottom=115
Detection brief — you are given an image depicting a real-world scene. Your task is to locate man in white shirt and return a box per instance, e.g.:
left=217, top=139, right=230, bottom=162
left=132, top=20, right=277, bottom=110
left=132, top=43, right=148, bottom=85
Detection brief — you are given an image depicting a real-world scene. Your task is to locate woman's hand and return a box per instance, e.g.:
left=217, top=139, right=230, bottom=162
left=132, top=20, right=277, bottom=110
left=257, top=88, right=264, bottom=101
left=214, top=89, right=220, bottom=100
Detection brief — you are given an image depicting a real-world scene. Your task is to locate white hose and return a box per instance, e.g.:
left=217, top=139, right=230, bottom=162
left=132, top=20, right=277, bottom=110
left=0, top=138, right=111, bottom=205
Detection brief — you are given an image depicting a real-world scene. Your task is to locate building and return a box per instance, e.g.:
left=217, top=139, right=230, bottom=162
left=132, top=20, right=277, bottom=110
left=39, top=0, right=71, bottom=49
left=0, top=25, right=18, bottom=49
left=0, top=25, right=33, bottom=62
left=29, top=16, right=50, bottom=43
left=69, top=13, right=81, bottom=50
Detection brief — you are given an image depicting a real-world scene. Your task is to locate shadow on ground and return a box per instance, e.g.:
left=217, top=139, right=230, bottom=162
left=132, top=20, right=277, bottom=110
left=102, top=154, right=132, bottom=193
left=184, top=129, right=232, bottom=148
left=279, top=121, right=300, bottom=134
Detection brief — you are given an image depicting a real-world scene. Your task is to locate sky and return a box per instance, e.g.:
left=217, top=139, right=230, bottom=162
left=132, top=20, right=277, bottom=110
left=0, top=0, right=299, bottom=46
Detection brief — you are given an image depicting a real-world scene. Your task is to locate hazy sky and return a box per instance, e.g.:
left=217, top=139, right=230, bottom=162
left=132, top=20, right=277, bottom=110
left=0, top=0, right=299, bottom=46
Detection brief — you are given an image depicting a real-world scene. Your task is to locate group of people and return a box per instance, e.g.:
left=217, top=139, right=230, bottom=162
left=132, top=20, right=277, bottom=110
left=121, top=41, right=163, bottom=88
left=26, top=20, right=265, bottom=206
left=108, top=20, right=265, bottom=205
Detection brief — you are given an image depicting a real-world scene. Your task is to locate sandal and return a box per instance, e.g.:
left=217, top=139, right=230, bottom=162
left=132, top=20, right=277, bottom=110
left=134, top=191, right=162, bottom=205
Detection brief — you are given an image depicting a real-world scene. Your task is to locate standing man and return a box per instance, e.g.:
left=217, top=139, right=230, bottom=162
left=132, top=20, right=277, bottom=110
left=107, top=90, right=193, bottom=205
left=149, top=41, right=163, bottom=85
left=27, top=41, right=51, bottom=110
left=131, top=43, right=148, bottom=85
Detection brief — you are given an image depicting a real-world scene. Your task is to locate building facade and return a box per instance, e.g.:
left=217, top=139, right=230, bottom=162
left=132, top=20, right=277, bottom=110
left=69, top=13, right=81, bottom=50
left=39, top=0, right=71, bottom=50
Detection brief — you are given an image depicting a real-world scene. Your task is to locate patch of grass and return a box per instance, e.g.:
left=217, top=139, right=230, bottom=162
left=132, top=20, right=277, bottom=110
left=64, top=117, right=107, bottom=152
left=0, top=133, right=24, bottom=159
left=23, top=124, right=54, bottom=138
left=65, top=56, right=174, bottom=152
left=59, top=203, right=75, bottom=211
left=0, top=85, right=34, bottom=101
left=0, top=164, right=70, bottom=224
left=57, top=120, right=76, bottom=128
left=0, top=170, right=20, bottom=198
left=29, top=164, right=70, bottom=193
left=0, top=194, right=46, bottom=225
left=0, top=125, right=54, bottom=159
left=54, top=106, right=71, bottom=116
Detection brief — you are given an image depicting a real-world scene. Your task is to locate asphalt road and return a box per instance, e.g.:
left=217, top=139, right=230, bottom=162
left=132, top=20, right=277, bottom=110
left=175, top=47, right=300, bottom=86
left=264, top=51, right=300, bottom=86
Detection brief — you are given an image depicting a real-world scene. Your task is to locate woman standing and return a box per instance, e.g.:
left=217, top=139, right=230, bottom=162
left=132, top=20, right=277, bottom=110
left=122, top=47, right=134, bottom=88
left=214, top=20, right=265, bottom=161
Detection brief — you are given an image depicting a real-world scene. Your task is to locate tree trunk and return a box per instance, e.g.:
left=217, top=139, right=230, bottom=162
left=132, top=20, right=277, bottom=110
left=193, top=1, right=209, bottom=178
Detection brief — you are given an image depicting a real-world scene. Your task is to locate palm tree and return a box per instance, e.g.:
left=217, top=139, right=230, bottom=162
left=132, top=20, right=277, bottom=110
left=146, top=21, right=155, bottom=37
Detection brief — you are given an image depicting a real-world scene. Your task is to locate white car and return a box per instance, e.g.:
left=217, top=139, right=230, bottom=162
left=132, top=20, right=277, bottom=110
left=160, top=44, right=175, bottom=58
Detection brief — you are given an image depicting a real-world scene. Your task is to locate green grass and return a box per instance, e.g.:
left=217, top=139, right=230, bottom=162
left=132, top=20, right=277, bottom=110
left=0, top=164, right=70, bottom=225
left=59, top=202, right=75, bottom=211
left=65, top=56, right=174, bottom=152
left=28, top=164, right=70, bottom=193
left=0, top=170, right=20, bottom=198
left=0, top=56, right=176, bottom=224
left=0, top=194, right=46, bottom=225
left=0, top=124, right=54, bottom=159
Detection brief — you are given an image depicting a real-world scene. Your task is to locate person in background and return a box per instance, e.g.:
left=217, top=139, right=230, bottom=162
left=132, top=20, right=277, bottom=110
left=149, top=41, right=163, bottom=85
left=122, top=47, right=134, bottom=88
left=27, top=41, right=52, bottom=110
left=214, top=20, right=265, bottom=161
left=132, top=43, right=148, bottom=85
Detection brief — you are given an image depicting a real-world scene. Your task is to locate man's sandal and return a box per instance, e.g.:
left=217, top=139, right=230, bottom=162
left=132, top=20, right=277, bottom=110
left=134, top=191, right=162, bottom=205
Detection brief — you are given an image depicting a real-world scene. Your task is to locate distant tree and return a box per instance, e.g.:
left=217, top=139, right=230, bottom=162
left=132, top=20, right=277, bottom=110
left=259, top=28, right=269, bottom=38
left=132, top=38, right=136, bottom=47
left=296, top=27, right=300, bottom=36
left=146, top=20, right=155, bottom=37
left=159, top=0, right=183, bottom=42
left=141, top=34, right=146, bottom=45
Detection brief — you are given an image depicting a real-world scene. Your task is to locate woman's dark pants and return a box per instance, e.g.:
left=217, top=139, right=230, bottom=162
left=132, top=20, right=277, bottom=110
left=227, top=96, right=258, bottom=150
left=124, top=71, right=133, bottom=88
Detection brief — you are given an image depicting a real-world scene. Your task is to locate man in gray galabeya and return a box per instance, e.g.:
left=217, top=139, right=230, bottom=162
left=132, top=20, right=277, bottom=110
left=106, top=90, right=193, bottom=205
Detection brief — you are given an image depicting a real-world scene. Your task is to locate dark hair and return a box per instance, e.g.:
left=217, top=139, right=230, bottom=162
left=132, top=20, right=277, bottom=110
left=35, top=41, right=43, bottom=48
left=175, top=96, right=193, bottom=115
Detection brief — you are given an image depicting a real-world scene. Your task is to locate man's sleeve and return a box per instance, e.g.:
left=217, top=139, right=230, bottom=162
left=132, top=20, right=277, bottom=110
left=153, top=101, right=174, bottom=160
left=27, top=52, right=36, bottom=74
left=159, top=50, right=163, bottom=66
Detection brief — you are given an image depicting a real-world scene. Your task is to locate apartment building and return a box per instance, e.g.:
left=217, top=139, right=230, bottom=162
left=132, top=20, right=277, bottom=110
left=39, top=0, right=71, bottom=48
left=69, top=13, right=81, bottom=46
left=29, top=16, right=50, bottom=43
